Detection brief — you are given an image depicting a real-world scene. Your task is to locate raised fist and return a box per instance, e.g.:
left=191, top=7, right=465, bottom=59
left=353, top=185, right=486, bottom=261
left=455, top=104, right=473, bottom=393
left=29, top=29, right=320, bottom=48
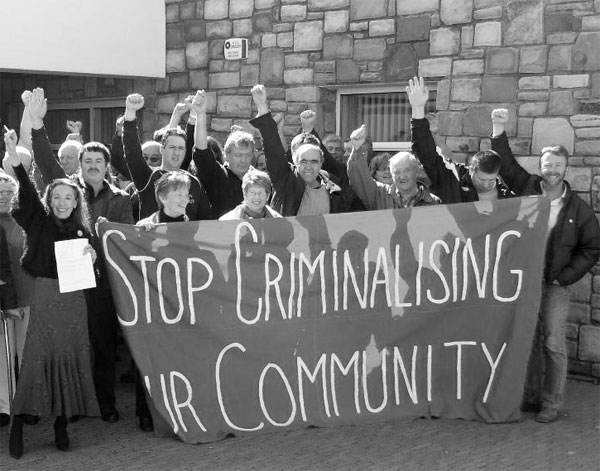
left=300, top=110, right=316, bottom=133
left=173, top=102, right=189, bottom=116
left=3, top=128, right=18, bottom=151
left=66, top=120, right=83, bottom=134
left=251, top=84, right=267, bottom=105
left=125, top=94, right=145, bottom=112
left=191, top=90, right=207, bottom=115
left=491, top=108, right=509, bottom=125
left=349, top=124, right=366, bottom=151
left=115, top=115, right=125, bottom=135
left=21, top=90, right=32, bottom=106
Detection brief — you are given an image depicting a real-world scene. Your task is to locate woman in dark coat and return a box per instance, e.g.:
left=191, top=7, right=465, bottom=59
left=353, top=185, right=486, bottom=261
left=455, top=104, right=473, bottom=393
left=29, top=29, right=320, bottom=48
left=4, top=129, right=99, bottom=459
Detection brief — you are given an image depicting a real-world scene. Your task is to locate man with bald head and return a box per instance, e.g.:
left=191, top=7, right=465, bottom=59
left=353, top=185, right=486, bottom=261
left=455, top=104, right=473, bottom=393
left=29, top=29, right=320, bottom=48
left=347, top=125, right=440, bottom=209
left=141, top=141, right=161, bottom=167
left=58, top=139, right=83, bottom=176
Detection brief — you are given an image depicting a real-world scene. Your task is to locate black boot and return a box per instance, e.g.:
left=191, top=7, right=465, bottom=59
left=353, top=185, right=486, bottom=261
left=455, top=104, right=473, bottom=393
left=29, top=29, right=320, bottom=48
left=9, top=415, right=24, bottom=459
left=53, top=416, right=69, bottom=452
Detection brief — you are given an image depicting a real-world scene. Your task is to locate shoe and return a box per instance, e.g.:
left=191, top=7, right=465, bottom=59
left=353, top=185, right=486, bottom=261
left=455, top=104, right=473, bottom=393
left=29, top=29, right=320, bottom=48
left=9, top=416, right=24, bottom=459
left=0, top=413, right=9, bottom=427
left=101, top=408, right=120, bottom=423
left=521, top=402, right=541, bottom=413
left=54, top=416, right=69, bottom=452
left=139, top=416, right=154, bottom=432
left=535, top=406, right=559, bottom=423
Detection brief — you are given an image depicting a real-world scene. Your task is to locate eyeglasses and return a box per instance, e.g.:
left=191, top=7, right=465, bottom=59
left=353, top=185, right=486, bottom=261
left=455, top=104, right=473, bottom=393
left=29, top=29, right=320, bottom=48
left=0, top=190, right=15, bottom=197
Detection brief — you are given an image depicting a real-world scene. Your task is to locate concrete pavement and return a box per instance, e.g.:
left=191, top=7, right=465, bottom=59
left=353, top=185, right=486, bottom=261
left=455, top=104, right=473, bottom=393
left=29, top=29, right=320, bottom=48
left=1, top=377, right=598, bottom=470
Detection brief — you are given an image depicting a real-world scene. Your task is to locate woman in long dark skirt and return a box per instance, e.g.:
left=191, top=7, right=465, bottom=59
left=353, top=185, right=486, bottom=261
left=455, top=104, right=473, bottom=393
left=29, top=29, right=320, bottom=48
left=4, top=129, right=99, bottom=459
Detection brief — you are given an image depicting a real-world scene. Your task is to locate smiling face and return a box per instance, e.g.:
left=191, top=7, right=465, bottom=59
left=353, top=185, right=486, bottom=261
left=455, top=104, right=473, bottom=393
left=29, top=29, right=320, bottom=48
left=80, top=151, right=108, bottom=186
left=159, top=185, right=190, bottom=218
left=390, top=152, right=418, bottom=195
left=0, top=181, right=16, bottom=214
left=294, top=144, right=323, bottom=187
left=540, top=151, right=567, bottom=190
left=161, top=135, right=186, bottom=171
left=243, top=183, right=269, bottom=214
left=50, top=184, right=78, bottom=219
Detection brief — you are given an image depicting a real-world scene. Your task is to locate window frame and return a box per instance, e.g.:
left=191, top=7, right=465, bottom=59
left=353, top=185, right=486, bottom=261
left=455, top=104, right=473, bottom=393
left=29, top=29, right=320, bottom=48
left=46, top=98, right=125, bottom=150
left=334, top=82, right=437, bottom=152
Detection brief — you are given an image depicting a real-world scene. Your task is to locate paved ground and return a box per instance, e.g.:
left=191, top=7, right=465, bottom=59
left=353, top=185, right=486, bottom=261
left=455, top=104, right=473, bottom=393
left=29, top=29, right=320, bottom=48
left=1, top=375, right=599, bottom=470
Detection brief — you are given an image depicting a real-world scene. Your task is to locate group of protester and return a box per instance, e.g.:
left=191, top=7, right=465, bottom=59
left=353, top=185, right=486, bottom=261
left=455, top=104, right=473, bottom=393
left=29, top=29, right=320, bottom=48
left=0, top=76, right=598, bottom=460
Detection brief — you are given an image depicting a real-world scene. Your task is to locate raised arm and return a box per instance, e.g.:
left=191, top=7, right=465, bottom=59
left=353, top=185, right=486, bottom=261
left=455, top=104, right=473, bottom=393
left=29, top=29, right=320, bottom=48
left=109, top=115, right=132, bottom=181
left=408, top=77, right=458, bottom=189
left=490, top=108, right=532, bottom=196
left=28, top=88, right=67, bottom=184
left=347, top=124, right=380, bottom=209
left=250, top=84, right=292, bottom=181
left=123, top=93, right=153, bottom=190
left=18, top=90, right=33, bottom=152
left=4, top=129, right=45, bottom=232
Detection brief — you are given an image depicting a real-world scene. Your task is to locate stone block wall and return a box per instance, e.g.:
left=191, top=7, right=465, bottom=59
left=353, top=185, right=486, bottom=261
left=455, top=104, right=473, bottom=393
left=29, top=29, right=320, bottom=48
left=1, top=0, right=600, bottom=377
left=160, top=0, right=600, bottom=376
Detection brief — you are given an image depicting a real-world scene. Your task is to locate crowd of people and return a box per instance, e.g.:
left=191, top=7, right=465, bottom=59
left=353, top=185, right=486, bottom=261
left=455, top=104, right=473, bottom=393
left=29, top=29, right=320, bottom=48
left=0, top=76, right=598, bottom=459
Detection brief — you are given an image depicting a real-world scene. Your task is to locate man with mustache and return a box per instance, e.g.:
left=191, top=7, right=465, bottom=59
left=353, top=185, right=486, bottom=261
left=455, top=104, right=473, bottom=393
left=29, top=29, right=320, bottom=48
left=27, top=87, right=134, bottom=424
left=491, top=108, right=600, bottom=424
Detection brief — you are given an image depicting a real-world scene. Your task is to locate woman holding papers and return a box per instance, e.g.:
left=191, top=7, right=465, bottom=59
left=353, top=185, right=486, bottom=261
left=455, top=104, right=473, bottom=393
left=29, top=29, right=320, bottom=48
left=3, top=129, right=99, bottom=459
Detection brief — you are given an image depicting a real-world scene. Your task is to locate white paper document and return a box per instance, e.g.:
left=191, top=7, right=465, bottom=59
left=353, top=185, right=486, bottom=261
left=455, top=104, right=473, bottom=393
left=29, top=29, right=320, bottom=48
left=55, top=238, right=97, bottom=293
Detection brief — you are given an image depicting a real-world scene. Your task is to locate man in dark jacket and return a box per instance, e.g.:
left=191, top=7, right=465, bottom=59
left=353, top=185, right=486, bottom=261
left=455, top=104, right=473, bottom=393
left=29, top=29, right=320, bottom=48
left=122, top=93, right=212, bottom=222
left=27, top=87, right=134, bottom=423
left=491, top=107, right=600, bottom=424
left=250, top=85, right=347, bottom=216
left=407, top=77, right=514, bottom=204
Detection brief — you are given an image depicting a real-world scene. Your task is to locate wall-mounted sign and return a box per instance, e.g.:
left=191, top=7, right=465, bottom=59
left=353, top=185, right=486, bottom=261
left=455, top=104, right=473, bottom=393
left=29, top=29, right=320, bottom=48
left=224, top=38, right=248, bottom=60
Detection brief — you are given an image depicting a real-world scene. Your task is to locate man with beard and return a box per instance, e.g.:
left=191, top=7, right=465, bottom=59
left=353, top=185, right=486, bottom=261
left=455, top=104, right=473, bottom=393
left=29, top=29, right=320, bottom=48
left=408, top=76, right=514, bottom=203
left=347, top=125, right=440, bottom=209
left=26, top=87, right=134, bottom=423
left=491, top=108, right=600, bottom=424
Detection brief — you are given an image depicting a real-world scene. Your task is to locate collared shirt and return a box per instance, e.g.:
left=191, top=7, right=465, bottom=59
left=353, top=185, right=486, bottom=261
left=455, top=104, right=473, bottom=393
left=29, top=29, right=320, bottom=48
left=543, top=183, right=567, bottom=236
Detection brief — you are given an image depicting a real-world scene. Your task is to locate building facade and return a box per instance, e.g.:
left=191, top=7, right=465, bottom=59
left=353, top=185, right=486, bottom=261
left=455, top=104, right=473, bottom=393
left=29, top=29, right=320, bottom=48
left=0, top=0, right=599, bottom=377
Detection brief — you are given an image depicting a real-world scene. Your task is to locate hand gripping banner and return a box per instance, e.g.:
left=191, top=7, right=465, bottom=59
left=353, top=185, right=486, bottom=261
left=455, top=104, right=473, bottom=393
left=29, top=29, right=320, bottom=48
left=98, top=197, right=550, bottom=444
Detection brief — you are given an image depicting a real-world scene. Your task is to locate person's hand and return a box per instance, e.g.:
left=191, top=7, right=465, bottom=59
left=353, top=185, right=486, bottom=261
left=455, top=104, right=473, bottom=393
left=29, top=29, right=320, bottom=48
left=3, top=128, right=18, bottom=153
left=191, top=90, right=207, bottom=116
left=406, top=76, right=428, bottom=118
left=137, top=222, right=157, bottom=231
left=28, top=87, right=47, bottom=127
left=185, top=95, right=196, bottom=119
left=95, top=216, right=107, bottom=236
left=125, top=93, right=144, bottom=121
left=251, top=84, right=269, bottom=115
left=21, top=90, right=32, bottom=107
left=230, top=125, right=243, bottom=133
left=300, top=110, right=316, bottom=133
left=350, top=124, right=366, bottom=151
left=115, top=115, right=125, bottom=136
left=2, top=308, right=24, bottom=321
left=83, top=244, right=97, bottom=263
left=66, top=120, right=83, bottom=134
left=491, top=108, right=508, bottom=137
left=172, top=102, right=188, bottom=117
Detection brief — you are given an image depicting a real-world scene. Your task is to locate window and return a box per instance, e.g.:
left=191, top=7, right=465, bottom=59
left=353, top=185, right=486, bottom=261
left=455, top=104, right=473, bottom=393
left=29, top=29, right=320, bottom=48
left=336, top=84, right=437, bottom=152
left=45, top=99, right=136, bottom=150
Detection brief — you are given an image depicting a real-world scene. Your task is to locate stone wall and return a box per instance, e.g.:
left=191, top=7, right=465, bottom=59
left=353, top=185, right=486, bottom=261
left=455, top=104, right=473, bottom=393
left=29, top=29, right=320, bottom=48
left=1, top=0, right=599, bottom=376
left=162, top=0, right=600, bottom=377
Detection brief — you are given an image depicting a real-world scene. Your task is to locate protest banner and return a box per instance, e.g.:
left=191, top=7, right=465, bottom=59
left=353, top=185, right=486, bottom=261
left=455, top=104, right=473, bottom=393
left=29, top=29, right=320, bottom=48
left=98, top=197, right=550, bottom=444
